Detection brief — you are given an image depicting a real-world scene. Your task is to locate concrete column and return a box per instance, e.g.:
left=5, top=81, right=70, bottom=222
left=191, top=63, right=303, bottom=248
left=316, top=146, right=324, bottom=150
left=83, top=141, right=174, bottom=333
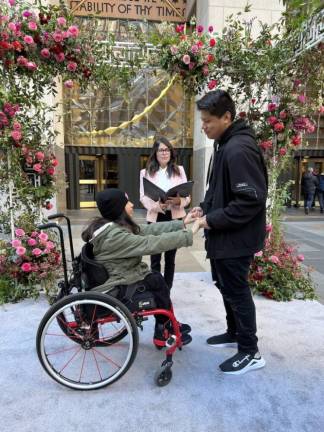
left=191, top=0, right=284, bottom=205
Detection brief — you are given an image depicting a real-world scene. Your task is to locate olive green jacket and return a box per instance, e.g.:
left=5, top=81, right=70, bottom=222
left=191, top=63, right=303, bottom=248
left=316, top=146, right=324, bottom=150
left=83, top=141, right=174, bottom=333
left=90, top=220, right=193, bottom=292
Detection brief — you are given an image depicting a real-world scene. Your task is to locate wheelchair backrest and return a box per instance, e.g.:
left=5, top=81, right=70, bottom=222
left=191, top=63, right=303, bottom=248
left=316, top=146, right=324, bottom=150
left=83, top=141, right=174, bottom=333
left=81, top=242, right=109, bottom=290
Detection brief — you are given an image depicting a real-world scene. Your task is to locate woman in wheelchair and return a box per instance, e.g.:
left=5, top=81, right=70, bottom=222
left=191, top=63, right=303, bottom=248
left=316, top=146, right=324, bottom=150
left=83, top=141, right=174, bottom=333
left=81, top=188, right=200, bottom=346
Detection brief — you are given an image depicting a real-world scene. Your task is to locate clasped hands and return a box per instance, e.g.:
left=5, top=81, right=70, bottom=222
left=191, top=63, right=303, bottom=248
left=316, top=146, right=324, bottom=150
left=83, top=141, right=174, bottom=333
left=183, top=206, right=210, bottom=235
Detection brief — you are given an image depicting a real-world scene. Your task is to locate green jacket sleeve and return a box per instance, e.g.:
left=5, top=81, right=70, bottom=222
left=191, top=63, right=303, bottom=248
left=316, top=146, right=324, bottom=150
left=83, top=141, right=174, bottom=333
left=139, top=220, right=184, bottom=236
left=100, top=226, right=193, bottom=259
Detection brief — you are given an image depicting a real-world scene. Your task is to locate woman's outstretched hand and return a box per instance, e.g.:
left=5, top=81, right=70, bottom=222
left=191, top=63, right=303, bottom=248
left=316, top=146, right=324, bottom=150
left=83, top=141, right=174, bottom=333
left=190, top=219, right=201, bottom=235
left=183, top=212, right=198, bottom=226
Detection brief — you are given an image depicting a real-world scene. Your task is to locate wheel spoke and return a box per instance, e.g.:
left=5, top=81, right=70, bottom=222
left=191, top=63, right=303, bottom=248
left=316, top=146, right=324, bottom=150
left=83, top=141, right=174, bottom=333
left=58, top=346, right=82, bottom=374
left=47, top=345, right=80, bottom=357
left=92, top=347, right=122, bottom=369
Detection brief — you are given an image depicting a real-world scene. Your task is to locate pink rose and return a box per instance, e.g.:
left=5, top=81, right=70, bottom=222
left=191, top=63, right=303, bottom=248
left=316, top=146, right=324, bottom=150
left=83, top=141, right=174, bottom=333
left=57, top=17, right=67, bottom=26
left=45, top=241, right=55, bottom=250
left=51, top=159, right=58, bottom=167
left=33, top=163, right=42, bottom=173
left=22, top=10, right=32, bottom=18
left=28, top=22, right=37, bottom=31
left=52, top=32, right=63, bottom=43
left=40, top=48, right=50, bottom=58
left=208, top=79, right=217, bottom=90
left=297, top=254, right=304, bottom=262
left=8, top=22, right=16, bottom=32
left=188, top=62, right=195, bottom=70
left=11, top=239, right=21, bottom=248
left=191, top=45, right=199, bottom=54
left=35, top=151, right=44, bottom=161
left=54, top=52, right=65, bottom=63
left=279, top=110, right=287, bottom=120
left=15, top=228, right=25, bottom=237
left=67, top=25, right=79, bottom=37
left=209, top=38, right=216, bottom=47
left=64, top=80, right=73, bottom=88
left=267, top=103, right=277, bottom=112
left=30, top=231, right=38, bottom=238
left=254, top=251, right=263, bottom=257
left=16, top=246, right=26, bottom=256
left=21, top=262, right=32, bottom=272
left=279, top=147, right=287, bottom=156
left=23, top=35, right=34, bottom=44
left=13, top=121, right=21, bottom=130
left=182, top=55, right=191, bottom=65
left=47, top=167, right=55, bottom=175
left=32, top=248, right=42, bottom=256
left=26, top=156, right=33, bottom=164
left=39, top=232, right=48, bottom=242
left=17, top=56, right=28, bottom=66
left=274, top=122, right=285, bottom=132
left=208, top=25, right=214, bottom=33
left=267, top=116, right=278, bottom=126
left=260, top=140, right=272, bottom=150
left=67, top=61, right=77, bottom=71
left=27, top=238, right=37, bottom=246
left=196, top=25, right=204, bottom=33
left=11, top=130, right=22, bottom=141
left=26, top=61, right=37, bottom=71
left=270, top=255, right=280, bottom=264
left=291, top=135, right=301, bottom=146
left=202, top=65, right=209, bottom=76
left=298, top=94, right=306, bottom=104
left=266, top=224, right=272, bottom=233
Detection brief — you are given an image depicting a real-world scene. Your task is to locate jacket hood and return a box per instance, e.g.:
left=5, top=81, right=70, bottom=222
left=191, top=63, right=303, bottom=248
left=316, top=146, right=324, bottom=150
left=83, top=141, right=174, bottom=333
left=219, top=119, right=255, bottom=147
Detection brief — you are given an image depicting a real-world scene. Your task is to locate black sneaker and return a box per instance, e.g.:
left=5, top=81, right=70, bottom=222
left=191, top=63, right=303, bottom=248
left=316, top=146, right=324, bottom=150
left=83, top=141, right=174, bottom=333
left=219, top=351, right=266, bottom=375
left=166, top=321, right=192, bottom=335
left=206, top=332, right=237, bottom=347
left=154, top=324, right=192, bottom=346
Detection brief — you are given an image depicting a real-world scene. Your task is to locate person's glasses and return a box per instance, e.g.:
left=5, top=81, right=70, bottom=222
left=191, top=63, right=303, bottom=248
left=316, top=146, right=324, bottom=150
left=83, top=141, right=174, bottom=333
left=157, top=148, right=171, bottom=154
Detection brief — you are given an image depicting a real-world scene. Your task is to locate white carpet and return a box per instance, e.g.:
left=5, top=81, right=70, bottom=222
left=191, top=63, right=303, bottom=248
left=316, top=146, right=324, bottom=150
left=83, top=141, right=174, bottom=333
left=1, top=272, right=324, bottom=432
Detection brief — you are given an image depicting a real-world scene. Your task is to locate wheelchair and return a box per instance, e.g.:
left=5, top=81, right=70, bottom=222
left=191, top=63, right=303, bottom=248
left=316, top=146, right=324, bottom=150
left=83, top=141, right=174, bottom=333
left=36, top=214, right=188, bottom=390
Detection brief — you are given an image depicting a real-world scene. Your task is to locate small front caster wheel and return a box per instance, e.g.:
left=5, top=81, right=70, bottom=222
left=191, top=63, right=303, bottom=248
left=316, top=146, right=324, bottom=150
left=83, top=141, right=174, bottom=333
left=155, top=366, right=172, bottom=387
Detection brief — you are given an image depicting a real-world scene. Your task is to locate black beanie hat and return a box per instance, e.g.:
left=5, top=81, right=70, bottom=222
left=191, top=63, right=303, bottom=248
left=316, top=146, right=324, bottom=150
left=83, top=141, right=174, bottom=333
left=96, top=188, right=128, bottom=220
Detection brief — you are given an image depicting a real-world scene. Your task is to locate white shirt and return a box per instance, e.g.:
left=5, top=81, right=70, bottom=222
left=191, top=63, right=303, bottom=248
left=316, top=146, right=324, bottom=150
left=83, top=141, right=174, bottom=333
left=156, top=166, right=173, bottom=192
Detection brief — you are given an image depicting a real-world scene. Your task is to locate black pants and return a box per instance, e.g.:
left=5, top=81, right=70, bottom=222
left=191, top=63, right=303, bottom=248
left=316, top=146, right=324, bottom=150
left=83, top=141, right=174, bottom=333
left=149, top=211, right=177, bottom=289
left=210, top=256, right=258, bottom=354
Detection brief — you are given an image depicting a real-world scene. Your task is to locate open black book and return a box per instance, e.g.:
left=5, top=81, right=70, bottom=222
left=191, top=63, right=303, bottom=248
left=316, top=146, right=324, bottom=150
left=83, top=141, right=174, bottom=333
left=143, top=177, right=194, bottom=203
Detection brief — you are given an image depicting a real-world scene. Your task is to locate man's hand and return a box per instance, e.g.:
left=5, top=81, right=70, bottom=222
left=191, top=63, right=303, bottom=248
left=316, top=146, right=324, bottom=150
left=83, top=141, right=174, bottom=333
left=198, top=215, right=210, bottom=229
left=183, top=212, right=198, bottom=226
left=190, top=206, right=203, bottom=218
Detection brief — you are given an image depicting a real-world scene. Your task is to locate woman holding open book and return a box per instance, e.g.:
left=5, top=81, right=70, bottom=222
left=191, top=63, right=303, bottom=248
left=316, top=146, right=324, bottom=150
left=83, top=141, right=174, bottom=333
left=139, top=137, right=191, bottom=289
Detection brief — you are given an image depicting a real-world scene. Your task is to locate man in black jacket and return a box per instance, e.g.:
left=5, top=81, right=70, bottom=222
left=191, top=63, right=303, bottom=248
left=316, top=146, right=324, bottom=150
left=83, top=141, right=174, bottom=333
left=192, top=90, right=268, bottom=375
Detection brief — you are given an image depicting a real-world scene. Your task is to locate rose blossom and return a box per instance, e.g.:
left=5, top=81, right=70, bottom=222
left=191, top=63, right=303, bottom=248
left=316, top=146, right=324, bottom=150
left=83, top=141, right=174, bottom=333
left=8, top=22, right=16, bottom=32
left=33, top=163, right=42, bottom=173
left=254, top=251, right=263, bottom=257
left=35, top=151, right=44, bottom=161
left=274, top=122, right=285, bottom=132
left=269, top=255, right=280, bottom=264
left=17, top=56, right=28, bottom=66
left=28, top=22, right=37, bottom=31
left=16, top=246, right=26, bottom=256
left=54, top=52, right=65, bottom=63
left=21, top=262, right=32, bottom=272
left=22, top=10, right=32, bottom=18
left=206, top=54, right=214, bottom=63
left=209, top=38, right=216, bottom=47
left=267, top=103, right=277, bottom=112
left=279, top=147, right=287, bottom=156
left=45, top=241, right=55, bottom=250
left=26, top=62, right=37, bottom=71
left=32, top=248, right=42, bottom=256
left=170, top=45, right=178, bottom=55
left=31, top=231, right=38, bottom=238
left=11, top=130, right=22, bottom=141
left=40, top=48, right=50, bottom=58
left=27, top=238, right=37, bottom=246
left=13, top=121, right=21, bottom=130
left=298, top=94, right=306, bottom=104
left=191, top=45, right=199, bottom=54
left=202, top=65, right=209, bottom=76
left=51, top=159, right=59, bottom=167
left=57, top=17, right=66, bottom=26
left=39, top=232, right=48, bottom=242
left=64, top=80, right=73, bottom=88
left=208, top=25, right=214, bottom=33
left=208, top=79, right=217, bottom=90
left=23, top=35, right=34, bottom=44
left=291, top=135, right=301, bottom=146
left=67, top=61, right=77, bottom=71
left=182, top=55, right=191, bottom=65
left=297, top=254, right=304, bottom=261
left=196, top=25, right=204, bottom=33
left=15, top=228, right=25, bottom=237
left=279, top=110, right=287, bottom=119
left=67, top=25, right=79, bottom=37
left=47, top=167, right=55, bottom=175
left=52, top=32, right=63, bottom=43
left=11, top=239, right=21, bottom=248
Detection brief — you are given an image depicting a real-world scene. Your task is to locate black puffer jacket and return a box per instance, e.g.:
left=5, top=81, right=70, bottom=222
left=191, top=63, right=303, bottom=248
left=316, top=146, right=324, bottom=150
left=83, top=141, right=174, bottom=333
left=202, top=119, right=268, bottom=259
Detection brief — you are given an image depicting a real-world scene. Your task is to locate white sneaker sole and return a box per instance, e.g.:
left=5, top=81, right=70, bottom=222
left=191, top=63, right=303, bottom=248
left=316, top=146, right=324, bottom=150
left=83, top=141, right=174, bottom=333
left=221, top=358, right=266, bottom=375
left=207, top=342, right=237, bottom=348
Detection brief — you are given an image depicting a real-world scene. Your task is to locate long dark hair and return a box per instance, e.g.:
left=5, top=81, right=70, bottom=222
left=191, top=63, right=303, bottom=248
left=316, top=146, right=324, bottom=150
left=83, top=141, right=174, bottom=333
left=82, top=210, right=140, bottom=242
left=146, top=137, right=180, bottom=177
